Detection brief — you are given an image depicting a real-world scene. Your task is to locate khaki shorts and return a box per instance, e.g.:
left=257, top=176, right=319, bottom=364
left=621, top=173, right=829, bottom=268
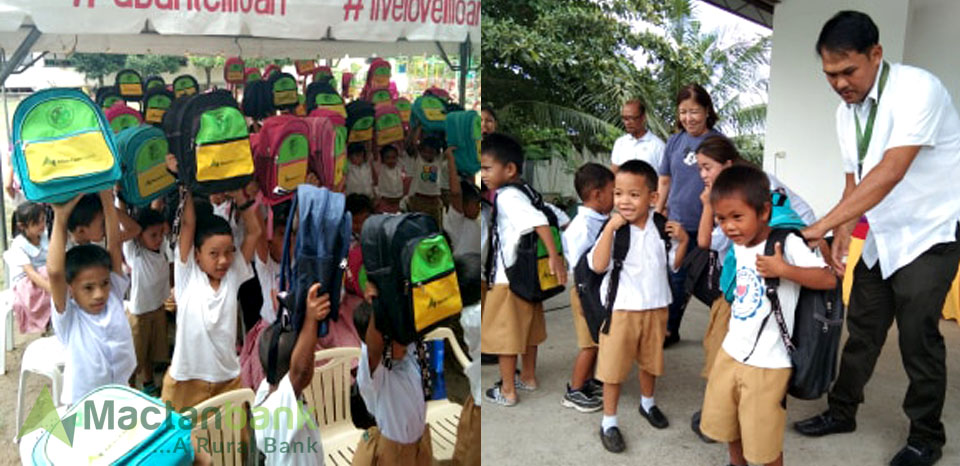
left=353, top=425, right=432, bottom=466
left=701, top=297, right=731, bottom=379
left=453, top=396, right=480, bottom=466
left=127, top=306, right=168, bottom=381
left=570, top=287, right=597, bottom=349
left=161, top=372, right=243, bottom=412
left=700, top=349, right=791, bottom=464
left=595, top=308, right=667, bottom=383
left=480, top=285, right=546, bottom=355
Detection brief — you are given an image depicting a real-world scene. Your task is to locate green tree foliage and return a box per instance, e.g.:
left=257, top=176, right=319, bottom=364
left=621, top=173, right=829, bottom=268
left=70, top=53, right=127, bottom=86
left=124, top=55, right=185, bottom=78
left=188, top=55, right=226, bottom=90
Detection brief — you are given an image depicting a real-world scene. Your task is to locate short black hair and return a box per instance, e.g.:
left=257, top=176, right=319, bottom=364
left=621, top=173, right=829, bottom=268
left=574, top=163, right=615, bottom=201
left=345, top=193, right=374, bottom=216
left=461, top=180, right=481, bottom=205
left=194, top=213, right=234, bottom=249
left=272, top=200, right=292, bottom=232
left=67, top=193, right=103, bottom=232
left=616, top=159, right=658, bottom=192
left=257, top=324, right=297, bottom=386
left=134, top=207, right=165, bottom=230
left=816, top=10, right=879, bottom=56
left=480, top=132, right=524, bottom=175
left=455, top=253, right=481, bottom=307
left=348, top=142, right=367, bottom=156
left=379, top=144, right=399, bottom=158
left=420, top=136, right=445, bottom=152
left=65, top=244, right=112, bottom=284
left=480, top=105, right=497, bottom=123
left=710, top=164, right=771, bottom=214
left=353, top=301, right=373, bottom=341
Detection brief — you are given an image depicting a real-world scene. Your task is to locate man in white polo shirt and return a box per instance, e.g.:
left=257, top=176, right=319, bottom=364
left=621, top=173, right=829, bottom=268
left=610, top=100, right=665, bottom=173
left=796, top=11, right=960, bottom=466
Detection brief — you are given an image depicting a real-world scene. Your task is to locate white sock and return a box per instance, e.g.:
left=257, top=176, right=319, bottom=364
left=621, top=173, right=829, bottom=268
left=601, top=415, right=618, bottom=432
left=641, top=396, right=656, bottom=412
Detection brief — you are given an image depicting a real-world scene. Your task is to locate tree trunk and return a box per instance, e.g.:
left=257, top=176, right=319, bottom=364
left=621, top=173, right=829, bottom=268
left=204, top=68, right=211, bottom=91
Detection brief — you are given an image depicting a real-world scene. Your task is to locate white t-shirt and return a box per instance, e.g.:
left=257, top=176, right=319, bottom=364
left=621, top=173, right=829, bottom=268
left=460, top=304, right=481, bottom=406
left=254, top=375, right=324, bottom=466
left=491, top=186, right=549, bottom=284
left=4, top=233, right=48, bottom=285
left=357, top=343, right=426, bottom=444
left=169, top=245, right=254, bottom=382
left=610, top=130, right=666, bottom=170
left=255, top=255, right=280, bottom=324
left=546, top=203, right=570, bottom=229
left=836, top=62, right=960, bottom=278
left=52, top=272, right=136, bottom=406
left=587, top=214, right=677, bottom=312
left=410, top=158, right=441, bottom=196
left=443, top=207, right=480, bottom=256
left=722, top=234, right=826, bottom=369
left=562, top=206, right=608, bottom=273
left=123, top=240, right=171, bottom=315
left=376, top=164, right=405, bottom=199
left=345, top=162, right=375, bottom=198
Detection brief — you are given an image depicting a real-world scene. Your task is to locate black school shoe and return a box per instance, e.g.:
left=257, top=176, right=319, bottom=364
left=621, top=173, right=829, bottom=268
left=793, top=411, right=856, bottom=437
left=584, top=378, right=604, bottom=398
left=639, top=405, right=669, bottom=429
left=691, top=410, right=716, bottom=443
left=600, top=426, right=626, bottom=453
left=480, top=353, right=498, bottom=365
left=663, top=333, right=680, bottom=348
left=889, top=444, right=942, bottom=466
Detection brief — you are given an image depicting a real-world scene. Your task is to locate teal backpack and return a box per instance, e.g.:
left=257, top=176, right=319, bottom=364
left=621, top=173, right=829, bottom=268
left=116, top=125, right=177, bottom=207
left=12, top=88, right=122, bottom=203
left=445, top=110, right=481, bottom=175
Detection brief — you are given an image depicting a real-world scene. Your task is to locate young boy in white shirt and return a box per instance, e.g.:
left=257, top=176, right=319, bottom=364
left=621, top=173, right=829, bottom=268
left=561, top=163, right=615, bottom=413
left=48, top=189, right=137, bottom=406
left=588, top=160, right=689, bottom=453
left=700, top=165, right=834, bottom=466
left=480, top=133, right=567, bottom=407
left=161, top=166, right=262, bottom=411
left=375, top=145, right=405, bottom=213
left=405, top=136, right=445, bottom=230
left=123, top=208, right=170, bottom=396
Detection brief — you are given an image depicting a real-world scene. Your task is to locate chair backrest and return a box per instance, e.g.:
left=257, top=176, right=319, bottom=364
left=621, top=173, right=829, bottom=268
left=191, top=388, right=255, bottom=466
left=424, top=327, right=471, bottom=371
left=306, top=346, right=360, bottom=437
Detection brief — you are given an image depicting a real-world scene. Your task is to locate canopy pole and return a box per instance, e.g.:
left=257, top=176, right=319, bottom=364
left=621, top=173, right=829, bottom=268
left=0, top=27, right=41, bottom=89
left=0, top=27, right=37, bottom=256
left=458, top=37, right=471, bottom=107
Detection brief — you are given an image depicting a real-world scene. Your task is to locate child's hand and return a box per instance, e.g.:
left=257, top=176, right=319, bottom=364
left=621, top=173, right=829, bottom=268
left=51, top=195, right=83, bottom=216
left=364, top=281, right=379, bottom=304
left=165, top=153, right=178, bottom=174
left=607, top=212, right=628, bottom=231
left=305, top=172, right=320, bottom=187
left=306, top=283, right=331, bottom=322
left=666, top=221, right=688, bottom=243
left=756, top=242, right=787, bottom=278
left=548, top=254, right=567, bottom=285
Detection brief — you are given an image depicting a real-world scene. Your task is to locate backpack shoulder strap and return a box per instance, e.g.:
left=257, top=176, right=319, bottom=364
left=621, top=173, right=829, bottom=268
left=601, top=224, right=631, bottom=335
left=652, top=212, right=672, bottom=251
left=743, top=228, right=798, bottom=362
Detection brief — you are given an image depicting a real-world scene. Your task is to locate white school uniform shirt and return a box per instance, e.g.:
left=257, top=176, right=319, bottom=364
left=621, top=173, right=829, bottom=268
left=444, top=207, right=480, bottom=256
left=480, top=201, right=491, bottom=279
left=345, top=162, right=375, bottom=198
left=4, top=233, right=48, bottom=285
left=836, top=62, right=960, bottom=278
left=357, top=343, right=426, bottom=444
left=169, top=245, right=254, bottom=382
left=254, top=374, right=324, bottom=466
left=546, top=203, right=570, bottom=229
left=376, top=164, right=405, bottom=198
left=722, top=234, right=826, bottom=368
left=255, top=254, right=280, bottom=324
left=562, top=206, right=608, bottom=274
left=610, top=130, right=666, bottom=170
left=123, top=240, right=171, bottom=315
left=587, top=214, right=677, bottom=311
left=410, top=158, right=442, bottom=196
left=52, top=272, right=136, bottom=406
left=491, top=186, right=549, bottom=285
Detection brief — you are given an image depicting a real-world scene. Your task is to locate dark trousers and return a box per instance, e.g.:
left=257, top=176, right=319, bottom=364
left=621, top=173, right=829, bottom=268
left=666, top=229, right=698, bottom=336
left=828, top=234, right=960, bottom=448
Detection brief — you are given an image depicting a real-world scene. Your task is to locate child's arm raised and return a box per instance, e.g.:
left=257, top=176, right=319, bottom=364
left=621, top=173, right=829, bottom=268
left=169, top=154, right=194, bottom=264
left=756, top=242, right=836, bottom=290
left=232, top=186, right=262, bottom=264
left=697, top=187, right=714, bottom=250
left=115, top=198, right=142, bottom=244
left=48, top=195, right=83, bottom=313
left=666, top=220, right=689, bottom=271
left=591, top=213, right=627, bottom=273
left=363, top=282, right=385, bottom=370
left=289, top=283, right=331, bottom=397
left=446, top=146, right=463, bottom=214
left=101, top=189, right=123, bottom=274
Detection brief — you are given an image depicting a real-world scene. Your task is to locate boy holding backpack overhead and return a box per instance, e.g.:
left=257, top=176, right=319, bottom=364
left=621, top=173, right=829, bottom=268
left=480, top=133, right=567, bottom=407
left=588, top=160, right=688, bottom=453
left=699, top=166, right=834, bottom=466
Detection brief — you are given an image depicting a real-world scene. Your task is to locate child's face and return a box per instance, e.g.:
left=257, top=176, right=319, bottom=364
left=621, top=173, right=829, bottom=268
left=697, top=153, right=732, bottom=188
left=139, top=224, right=165, bottom=251
left=349, top=151, right=366, bottom=166
left=69, top=266, right=111, bottom=314
left=712, top=195, right=771, bottom=247
left=196, top=234, right=236, bottom=281
left=463, top=199, right=481, bottom=221
left=75, top=212, right=106, bottom=244
left=420, top=145, right=438, bottom=162
left=613, top=172, right=657, bottom=225
left=383, top=150, right=398, bottom=168
left=352, top=211, right=370, bottom=236
left=480, top=154, right=516, bottom=191
left=595, top=180, right=615, bottom=214
left=481, top=110, right=497, bottom=136
left=22, top=214, right=46, bottom=243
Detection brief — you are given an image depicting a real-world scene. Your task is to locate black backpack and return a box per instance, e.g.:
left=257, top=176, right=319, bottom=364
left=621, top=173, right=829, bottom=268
left=115, top=68, right=144, bottom=101
left=141, top=86, right=175, bottom=126
left=485, top=182, right=565, bottom=303
left=241, top=80, right=275, bottom=121
left=574, top=213, right=670, bottom=343
left=267, top=72, right=299, bottom=112
left=743, top=228, right=845, bottom=400
left=162, top=89, right=254, bottom=195
left=95, top=86, right=122, bottom=111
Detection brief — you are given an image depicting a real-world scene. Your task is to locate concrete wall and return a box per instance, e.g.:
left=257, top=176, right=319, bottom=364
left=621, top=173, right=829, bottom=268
left=904, top=0, right=960, bottom=100
left=762, top=0, right=910, bottom=218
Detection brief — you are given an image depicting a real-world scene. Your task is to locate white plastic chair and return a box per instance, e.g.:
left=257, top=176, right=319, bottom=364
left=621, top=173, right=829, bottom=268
left=191, top=388, right=255, bottom=466
left=0, top=289, right=15, bottom=375
left=14, top=336, right=66, bottom=443
left=423, top=327, right=471, bottom=463
left=305, top=346, right=363, bottom=466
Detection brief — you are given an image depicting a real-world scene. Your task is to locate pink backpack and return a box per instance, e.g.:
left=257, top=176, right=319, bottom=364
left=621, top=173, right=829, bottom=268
left=308, top=108, right=348, bottom=190
left=253, top=115, right=310, bottom=207
left=224, top=57, right=245, bottom=85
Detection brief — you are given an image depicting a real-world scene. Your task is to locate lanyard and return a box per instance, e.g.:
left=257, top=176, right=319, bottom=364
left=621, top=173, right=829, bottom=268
left=854, top=61, right=890, bottom=176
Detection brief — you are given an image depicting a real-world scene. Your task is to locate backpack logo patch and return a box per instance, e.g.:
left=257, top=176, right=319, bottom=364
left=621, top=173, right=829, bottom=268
left=47, top=105, right=73, bottom=129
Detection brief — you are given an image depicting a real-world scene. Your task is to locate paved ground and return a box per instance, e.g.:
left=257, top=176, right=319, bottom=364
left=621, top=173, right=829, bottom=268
left=482, top=293, right=960, bottom=466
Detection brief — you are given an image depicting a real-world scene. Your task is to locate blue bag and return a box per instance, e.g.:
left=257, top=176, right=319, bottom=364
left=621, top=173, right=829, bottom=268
left=445, top=110, right=481, bottom=176
left=116, top=125, right=177, bottom=207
